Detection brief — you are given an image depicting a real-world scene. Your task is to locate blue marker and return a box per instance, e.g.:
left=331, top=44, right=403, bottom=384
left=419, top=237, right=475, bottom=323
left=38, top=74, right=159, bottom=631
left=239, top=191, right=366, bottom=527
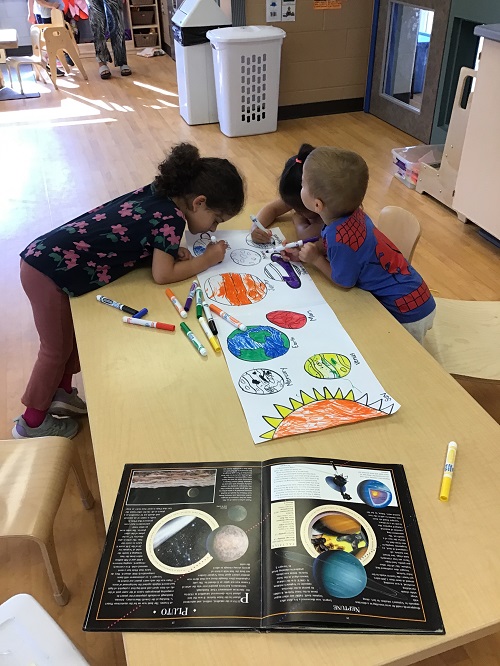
left=184, top=280, right=198, bottom=312
left=133, top=308, right=148, bottom=319
left=97, top=295, right=147, bottom=318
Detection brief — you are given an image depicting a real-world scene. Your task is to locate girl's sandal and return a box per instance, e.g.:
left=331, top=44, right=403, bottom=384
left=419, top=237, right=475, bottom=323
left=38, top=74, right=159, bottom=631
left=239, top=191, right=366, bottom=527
left=120, top=65, right=132, bottom=77
left=99, top=64, right=111, bottom=79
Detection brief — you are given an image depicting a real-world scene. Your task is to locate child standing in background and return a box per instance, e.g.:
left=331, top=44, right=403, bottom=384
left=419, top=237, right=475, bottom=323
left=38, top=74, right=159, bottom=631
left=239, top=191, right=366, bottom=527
left=285, top=146, right=436, bottom=344
left=251, top=144, right=324, bottom=244
left=14, top=143, right=244, bottom=440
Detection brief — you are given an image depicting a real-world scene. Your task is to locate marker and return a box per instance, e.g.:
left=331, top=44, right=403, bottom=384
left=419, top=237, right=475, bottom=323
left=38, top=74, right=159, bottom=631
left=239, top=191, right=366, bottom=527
left=96, top=295, right=147, bottom=318
left=180, top=322, right=207, bottom=357
left=123, top=317, right=175, bottom=331
left=209, top=304, right=247, bottom=331
left=198, top=316, right=222, bottom=353
left=184, top=280, right=198, bottom=312
left=250, top=214, right=272, bottom=237
left=272, top=236, right=320, bottom=253
left=165, top=288, right=187, bottom=318
left=202, top=300, right=218, bottom=335
left=195, top=287, right=204, bottom=319
left=439, top=441, right=457, bottom=502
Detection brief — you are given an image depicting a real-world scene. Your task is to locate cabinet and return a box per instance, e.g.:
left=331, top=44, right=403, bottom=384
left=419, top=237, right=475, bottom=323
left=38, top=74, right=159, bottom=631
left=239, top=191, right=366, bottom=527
left=453, top=26, right=500, bottom=241
left=127, top=0, right=162, bottom=49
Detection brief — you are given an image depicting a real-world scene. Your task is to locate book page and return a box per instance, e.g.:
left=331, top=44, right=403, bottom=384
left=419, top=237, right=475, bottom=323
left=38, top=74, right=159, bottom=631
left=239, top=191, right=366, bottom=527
left=261, top=457, right=444, bottom=633
left=84, top=462, right=263, bottom=631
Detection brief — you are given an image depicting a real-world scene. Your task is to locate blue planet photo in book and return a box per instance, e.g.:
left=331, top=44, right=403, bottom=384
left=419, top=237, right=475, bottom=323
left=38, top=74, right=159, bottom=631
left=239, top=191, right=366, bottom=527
left=313, top=550, right=367, bottom=599
left=357, top=479, right=392, bottom=508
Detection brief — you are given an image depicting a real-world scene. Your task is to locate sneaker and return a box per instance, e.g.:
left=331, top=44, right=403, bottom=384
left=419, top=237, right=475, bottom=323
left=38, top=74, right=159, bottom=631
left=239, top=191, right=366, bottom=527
left=49, top=387, right=88, bottom=417
left=12, top=413, right=79, bottom=440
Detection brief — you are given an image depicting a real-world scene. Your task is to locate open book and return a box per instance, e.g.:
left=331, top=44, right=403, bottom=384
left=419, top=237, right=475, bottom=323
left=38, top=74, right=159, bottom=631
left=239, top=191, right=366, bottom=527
left=84, top=457, right=444, bottom=634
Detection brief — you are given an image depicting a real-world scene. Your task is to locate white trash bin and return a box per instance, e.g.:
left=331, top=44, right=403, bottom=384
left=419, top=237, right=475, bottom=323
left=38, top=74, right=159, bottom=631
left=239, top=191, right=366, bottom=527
left=206, top=26, right=286, bottom=137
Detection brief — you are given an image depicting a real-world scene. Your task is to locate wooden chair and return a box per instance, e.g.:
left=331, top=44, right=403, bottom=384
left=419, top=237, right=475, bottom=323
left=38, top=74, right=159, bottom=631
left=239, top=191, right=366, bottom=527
left=6, top=26, right=51, bottom=94
left=0, top=436, right=94, bottom=605
left=376, top=205, right=422, bottom=263
left=424, top=298, right=500, bottom=422
left=40, top=22, right=88, bottom=89
left=11, top=11, right=87, bottom=91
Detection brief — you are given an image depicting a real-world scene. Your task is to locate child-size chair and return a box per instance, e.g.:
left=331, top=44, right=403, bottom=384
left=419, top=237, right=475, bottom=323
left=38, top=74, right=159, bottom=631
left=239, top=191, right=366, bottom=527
left=6, top=26, right=51, bottom=94
left=0, top=436, right=94, bottom=605
left=424, top=298, right=500, bottom=422
left=376, top=205, right=422, bottom=263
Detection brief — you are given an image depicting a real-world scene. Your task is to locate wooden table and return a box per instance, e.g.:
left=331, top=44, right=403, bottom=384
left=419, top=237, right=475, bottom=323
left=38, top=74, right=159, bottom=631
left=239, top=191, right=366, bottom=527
left=71, top=216, right=500, bottom=666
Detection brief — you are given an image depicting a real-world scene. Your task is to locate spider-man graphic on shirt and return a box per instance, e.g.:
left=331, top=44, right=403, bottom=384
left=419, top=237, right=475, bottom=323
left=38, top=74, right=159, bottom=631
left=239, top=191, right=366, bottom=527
left=322, top=208, right=435, bottom=323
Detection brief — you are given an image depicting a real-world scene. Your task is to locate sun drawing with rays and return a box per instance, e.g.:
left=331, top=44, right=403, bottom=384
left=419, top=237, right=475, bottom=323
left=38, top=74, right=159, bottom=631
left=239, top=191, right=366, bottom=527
left=260, top=387, right=395, bottom=440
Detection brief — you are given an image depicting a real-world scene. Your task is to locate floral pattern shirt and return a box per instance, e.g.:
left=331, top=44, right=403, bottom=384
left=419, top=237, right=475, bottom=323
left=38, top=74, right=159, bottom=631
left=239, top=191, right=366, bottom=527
left=20, top=185, right=186, bottom=297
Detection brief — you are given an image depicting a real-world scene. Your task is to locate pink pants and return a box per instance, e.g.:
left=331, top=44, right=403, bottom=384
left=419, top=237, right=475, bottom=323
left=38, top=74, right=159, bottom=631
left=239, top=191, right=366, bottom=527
left=20, top=260, right=80, bottom=410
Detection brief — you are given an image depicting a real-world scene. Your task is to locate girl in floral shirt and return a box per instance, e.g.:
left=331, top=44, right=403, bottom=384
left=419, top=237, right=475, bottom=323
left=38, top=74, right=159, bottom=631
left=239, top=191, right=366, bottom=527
left=14, top=143, right=244, bottom=439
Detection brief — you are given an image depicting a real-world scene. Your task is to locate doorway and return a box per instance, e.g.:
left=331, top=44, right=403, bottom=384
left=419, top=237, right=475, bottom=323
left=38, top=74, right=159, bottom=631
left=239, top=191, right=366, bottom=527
left=368, top=0, right=451, bottom=143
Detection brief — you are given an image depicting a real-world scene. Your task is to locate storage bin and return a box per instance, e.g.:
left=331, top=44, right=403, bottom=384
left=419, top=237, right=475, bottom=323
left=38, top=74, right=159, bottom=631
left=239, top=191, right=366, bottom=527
left=392, top=144, right=444, bottom=189
left=131, top=9, right=154, bottom=25
left=134, top=32, right=158, bottom=47
left=207, top=26, right=286, bottom=137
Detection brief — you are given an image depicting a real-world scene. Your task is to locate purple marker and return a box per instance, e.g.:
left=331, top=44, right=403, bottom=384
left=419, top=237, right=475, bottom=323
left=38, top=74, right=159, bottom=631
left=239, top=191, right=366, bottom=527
left=184, top=280, right=198, bottom=312
left=271, top=236, right=320, bottom=253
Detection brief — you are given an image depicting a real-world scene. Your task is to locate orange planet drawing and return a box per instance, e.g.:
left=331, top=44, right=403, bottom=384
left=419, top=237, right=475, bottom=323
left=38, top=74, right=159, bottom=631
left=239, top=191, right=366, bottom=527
left=205, top=273, right=267, bottom=306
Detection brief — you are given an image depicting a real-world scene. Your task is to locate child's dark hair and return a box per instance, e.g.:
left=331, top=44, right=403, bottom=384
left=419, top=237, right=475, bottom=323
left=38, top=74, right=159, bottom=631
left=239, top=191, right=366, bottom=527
left=278, top=143, right=315, bottom=211
left=154, top=143, right=245, bottom=217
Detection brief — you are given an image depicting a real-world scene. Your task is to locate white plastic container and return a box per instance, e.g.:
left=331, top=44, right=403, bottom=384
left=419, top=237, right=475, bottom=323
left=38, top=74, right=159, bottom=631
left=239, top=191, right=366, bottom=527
left=172, top=0, right=231, bottom=126
left=207, top=25, right=286, bottom=137
left=391, top=144, right=444, bottom=189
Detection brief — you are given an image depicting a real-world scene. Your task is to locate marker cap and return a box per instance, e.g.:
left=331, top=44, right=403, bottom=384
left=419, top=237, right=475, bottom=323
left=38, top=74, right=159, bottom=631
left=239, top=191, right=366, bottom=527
left=132, top=308, right=148, bottom=319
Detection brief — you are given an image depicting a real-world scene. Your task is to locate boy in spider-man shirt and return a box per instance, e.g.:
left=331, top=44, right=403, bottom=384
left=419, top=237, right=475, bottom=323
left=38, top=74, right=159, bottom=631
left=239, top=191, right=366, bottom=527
left=284, top=146, right=435, bottom=344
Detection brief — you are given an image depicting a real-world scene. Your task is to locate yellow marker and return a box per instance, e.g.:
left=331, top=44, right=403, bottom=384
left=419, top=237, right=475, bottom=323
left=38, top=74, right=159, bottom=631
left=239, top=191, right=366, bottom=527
left=198, top=316, right=222, bottom=353
left=439, top=441, right=457, bottom=501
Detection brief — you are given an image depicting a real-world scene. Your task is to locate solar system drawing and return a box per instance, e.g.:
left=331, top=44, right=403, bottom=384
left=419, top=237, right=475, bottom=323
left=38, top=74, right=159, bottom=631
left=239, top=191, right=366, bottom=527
left=186, top=229, right=400, bottom=444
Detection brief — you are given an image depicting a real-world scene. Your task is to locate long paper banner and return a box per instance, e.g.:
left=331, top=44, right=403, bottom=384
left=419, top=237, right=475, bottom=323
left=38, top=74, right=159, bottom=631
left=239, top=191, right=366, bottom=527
left=186, top=229, right=400, bottom=444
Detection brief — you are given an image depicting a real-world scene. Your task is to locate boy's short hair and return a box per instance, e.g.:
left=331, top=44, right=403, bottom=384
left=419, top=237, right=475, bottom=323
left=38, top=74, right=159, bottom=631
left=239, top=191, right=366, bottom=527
left=304, top=147, right=369, bottom=218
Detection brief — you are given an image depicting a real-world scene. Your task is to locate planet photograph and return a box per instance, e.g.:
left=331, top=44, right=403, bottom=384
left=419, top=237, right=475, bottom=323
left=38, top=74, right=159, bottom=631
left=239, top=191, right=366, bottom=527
left=127, top=468, right=216, bottom=505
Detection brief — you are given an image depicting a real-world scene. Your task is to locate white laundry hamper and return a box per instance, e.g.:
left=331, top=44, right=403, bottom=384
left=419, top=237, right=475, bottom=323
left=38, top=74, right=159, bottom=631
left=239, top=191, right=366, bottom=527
left=206, top=26, right=286, bottom=137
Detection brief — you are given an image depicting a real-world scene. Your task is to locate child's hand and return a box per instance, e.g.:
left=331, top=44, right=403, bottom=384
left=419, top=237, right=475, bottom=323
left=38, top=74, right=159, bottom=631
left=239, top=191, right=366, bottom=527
left=298, top=243, right=320, bottom=264
left=203, top=240, right=227, bottom=265
left=281, top=247, right=300, bottom=262
left=177, top=247, right=193, bottom=261
left=251, top=227, right=273, bottom=244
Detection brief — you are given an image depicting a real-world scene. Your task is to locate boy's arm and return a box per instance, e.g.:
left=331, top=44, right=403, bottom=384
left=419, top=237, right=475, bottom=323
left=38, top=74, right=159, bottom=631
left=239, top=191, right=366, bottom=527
left=299, top=244, right=353, bottom=289
left=151, top=244, right=225, bottom=284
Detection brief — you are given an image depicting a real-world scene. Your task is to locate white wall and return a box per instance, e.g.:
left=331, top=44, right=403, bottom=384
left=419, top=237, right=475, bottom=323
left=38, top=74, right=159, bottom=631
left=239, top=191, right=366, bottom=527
left=0, top=0, right=31, bottom=47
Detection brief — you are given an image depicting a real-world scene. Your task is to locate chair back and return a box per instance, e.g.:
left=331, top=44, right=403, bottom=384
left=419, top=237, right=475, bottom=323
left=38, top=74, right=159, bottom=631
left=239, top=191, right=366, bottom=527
left=376, top=205, right=422, bottom=263
left=424, top=298, right=500, bottom=382
left=50, top=8, right=65, bottom=25
left=30, top=24, right=43, bottom=60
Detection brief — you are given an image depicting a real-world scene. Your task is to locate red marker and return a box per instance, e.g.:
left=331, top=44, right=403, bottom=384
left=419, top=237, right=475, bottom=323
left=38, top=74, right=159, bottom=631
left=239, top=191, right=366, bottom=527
left=122, top=317, right=175, bottom=331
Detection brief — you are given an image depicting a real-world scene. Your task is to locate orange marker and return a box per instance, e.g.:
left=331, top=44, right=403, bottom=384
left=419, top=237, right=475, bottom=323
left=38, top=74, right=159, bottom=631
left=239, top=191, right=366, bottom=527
left=209, top=304, right=247, bottom=331
left=165, top=288, right=187, bottom=318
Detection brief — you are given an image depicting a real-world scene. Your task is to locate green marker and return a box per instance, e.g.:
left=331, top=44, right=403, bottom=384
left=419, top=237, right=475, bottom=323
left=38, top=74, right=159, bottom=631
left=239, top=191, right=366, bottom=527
left=195, top=287, right=204, bottom=319
left=180, top=322, right=207, bottom=357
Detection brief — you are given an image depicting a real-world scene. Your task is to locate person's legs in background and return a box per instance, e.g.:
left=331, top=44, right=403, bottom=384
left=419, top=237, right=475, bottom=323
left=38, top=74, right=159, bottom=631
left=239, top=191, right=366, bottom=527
left=87, top=0, right=113, bottom=78
left=13, top=261, right=86, bottom=439
left=104, top=0, right=131, bottom=75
